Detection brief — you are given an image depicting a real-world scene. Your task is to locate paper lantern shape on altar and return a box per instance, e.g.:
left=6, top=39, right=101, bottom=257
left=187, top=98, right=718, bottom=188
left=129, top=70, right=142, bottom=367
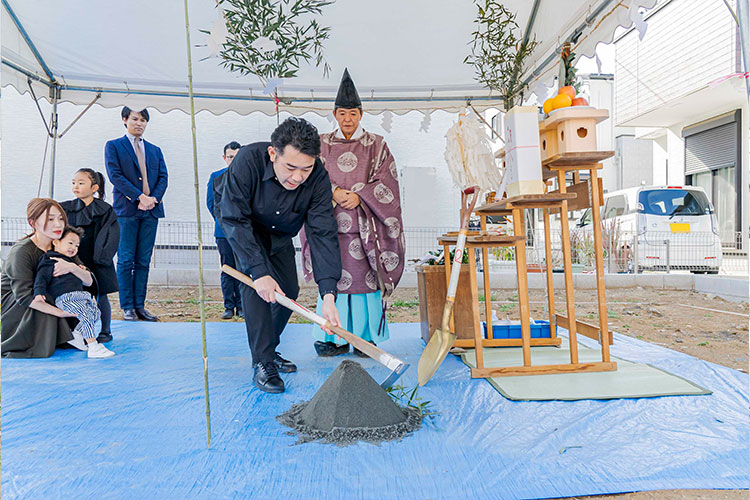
left=503, top=105, right=544, bottom=197
left=539, top=128, right=559, bottom=162
left=539, top=107, right=609, bottom=156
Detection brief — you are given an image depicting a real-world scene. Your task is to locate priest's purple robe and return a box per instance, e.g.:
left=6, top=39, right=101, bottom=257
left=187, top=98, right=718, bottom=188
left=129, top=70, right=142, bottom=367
left=301, top=130, right=405, bottom=297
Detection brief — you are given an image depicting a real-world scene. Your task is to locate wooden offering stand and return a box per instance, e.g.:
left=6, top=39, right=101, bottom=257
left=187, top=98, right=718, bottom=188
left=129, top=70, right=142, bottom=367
left=540, top=106, right=615, bottom=362
left=439, top=106, right=618, bottom=378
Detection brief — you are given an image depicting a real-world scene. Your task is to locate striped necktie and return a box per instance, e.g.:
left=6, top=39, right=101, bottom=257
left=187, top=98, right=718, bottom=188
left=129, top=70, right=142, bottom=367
left=134, top=136, right=150, bottom=196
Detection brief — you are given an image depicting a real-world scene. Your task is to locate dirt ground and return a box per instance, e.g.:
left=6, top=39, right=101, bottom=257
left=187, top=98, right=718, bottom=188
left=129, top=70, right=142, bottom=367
left=109, top=285, right=749, bottom=500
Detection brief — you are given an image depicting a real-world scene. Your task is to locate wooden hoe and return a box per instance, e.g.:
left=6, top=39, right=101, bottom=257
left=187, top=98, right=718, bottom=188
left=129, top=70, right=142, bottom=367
left=222, top=265, right=410, bottom=389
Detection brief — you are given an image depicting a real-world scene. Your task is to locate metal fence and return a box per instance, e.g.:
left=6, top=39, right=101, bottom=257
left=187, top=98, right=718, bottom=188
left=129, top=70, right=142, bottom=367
left=1, top=218, right=454, bottom=270
left=3, top=217, right=745, bottom=274
left=488, top=228, right=748, bottom=275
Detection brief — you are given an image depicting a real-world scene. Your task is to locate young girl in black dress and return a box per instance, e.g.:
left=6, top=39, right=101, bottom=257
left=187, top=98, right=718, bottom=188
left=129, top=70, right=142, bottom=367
left=61, top=169, right=120, bottom=343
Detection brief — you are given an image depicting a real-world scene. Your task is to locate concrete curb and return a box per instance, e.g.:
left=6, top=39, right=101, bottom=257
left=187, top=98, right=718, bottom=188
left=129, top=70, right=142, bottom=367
left=693, top=275, right=749, bottom=303
left=147, top=268, right=748, bottom=302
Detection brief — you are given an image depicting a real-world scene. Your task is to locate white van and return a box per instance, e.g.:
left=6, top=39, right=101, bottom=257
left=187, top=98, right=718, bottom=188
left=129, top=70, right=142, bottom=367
left=577, top=185, right=722, bottom=273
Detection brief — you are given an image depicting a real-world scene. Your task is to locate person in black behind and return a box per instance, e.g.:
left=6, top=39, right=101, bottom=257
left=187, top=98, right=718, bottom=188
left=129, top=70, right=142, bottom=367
left=61, top=169, right=120, bottom=343
left=213, top=117, right=342, bottom=394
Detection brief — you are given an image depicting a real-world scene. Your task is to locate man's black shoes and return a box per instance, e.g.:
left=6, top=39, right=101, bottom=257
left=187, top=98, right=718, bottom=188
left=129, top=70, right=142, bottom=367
left=122, top=309, right=138, bottom=321
left=273, top=352, right=297, bottom=373
left=253, top=361, right=284, bottom=393
left=123, top=308, right=158, bottom=321
left=221, top=309, right=234, bottom=320
left=237, top=309, right=244, bottom=319
left=136, top=308, right=159, bottom=322
left=314, top=341, right=349, bottom=357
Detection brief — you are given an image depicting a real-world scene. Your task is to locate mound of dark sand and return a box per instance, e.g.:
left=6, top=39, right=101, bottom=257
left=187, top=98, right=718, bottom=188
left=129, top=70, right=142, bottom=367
left=277, top=360, right=422, bottom=445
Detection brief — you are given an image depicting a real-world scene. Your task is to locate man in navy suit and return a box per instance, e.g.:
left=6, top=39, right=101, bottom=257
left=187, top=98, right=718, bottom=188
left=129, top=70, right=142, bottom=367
left=105, top=107, right=168, bottom=322
left=207, top=141, right=243, bottom=320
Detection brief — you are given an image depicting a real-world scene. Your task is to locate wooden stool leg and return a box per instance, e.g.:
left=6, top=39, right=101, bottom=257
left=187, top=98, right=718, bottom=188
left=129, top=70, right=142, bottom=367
left=589, top=168, right=611, bottom=362
left=512, top=208, right=532, bottom=366
left=543, top=208, right=556, bottom=339
left=480, top=215, right=493, bottom=339
left=557, top=171, right=579, bottom=364
left=468, top=245, right=484, bottom=369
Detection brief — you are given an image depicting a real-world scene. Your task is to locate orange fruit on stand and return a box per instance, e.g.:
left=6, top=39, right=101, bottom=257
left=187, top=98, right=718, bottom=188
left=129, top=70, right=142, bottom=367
left=542, top=98, right=555, bottom=114
left=549, top=93, right=572, bottom=111
left=558, top=86, right=576, bottom=99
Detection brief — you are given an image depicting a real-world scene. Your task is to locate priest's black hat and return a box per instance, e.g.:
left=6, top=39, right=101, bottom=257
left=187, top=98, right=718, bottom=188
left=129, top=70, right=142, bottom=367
left=334, top=68, right=362, bottom=109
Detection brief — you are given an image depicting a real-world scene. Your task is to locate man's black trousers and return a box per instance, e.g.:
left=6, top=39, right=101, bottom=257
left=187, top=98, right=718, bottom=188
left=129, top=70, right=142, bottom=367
left=216, top=237, right=242, bottom=313
left=240, top=245, right=300, bottom=364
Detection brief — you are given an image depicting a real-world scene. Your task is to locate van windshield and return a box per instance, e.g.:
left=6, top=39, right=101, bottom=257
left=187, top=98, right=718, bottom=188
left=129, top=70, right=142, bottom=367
left=638, top=189, right=711, bottom=216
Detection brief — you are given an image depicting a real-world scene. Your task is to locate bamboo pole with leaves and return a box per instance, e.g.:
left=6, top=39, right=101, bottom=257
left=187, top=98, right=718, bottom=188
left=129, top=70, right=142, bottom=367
left=214, top=0, right=332, bottom=80
left=183, top=0, right=212, bottom=448
left=465, top=0, right=539, bottom=110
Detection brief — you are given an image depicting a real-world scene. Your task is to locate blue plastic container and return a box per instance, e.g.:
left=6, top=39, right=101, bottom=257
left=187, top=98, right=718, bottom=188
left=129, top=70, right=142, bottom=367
left=482, top=320, right=554, bottom=339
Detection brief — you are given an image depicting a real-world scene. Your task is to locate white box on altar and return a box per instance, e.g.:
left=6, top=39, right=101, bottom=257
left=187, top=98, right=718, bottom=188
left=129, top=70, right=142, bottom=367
left=503, top=105, right=544, bottom=197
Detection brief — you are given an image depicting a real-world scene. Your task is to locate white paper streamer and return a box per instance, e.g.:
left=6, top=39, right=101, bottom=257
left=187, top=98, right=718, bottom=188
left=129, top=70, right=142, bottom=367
left=263, top=78, right=283, bottom=95
left=206, top=17, right=229, bottom=57
left=628, top=2, right=648, bottom=41
left=381, top=110, right=393, bottom=133
left=419, top=111, right=432, bottom=133
left=444, top=111, right=503, bottom=192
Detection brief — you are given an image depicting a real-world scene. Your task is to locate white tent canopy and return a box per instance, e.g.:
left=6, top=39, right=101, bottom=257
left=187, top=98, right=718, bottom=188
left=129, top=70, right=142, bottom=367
left=2, top=0, right=656, bottom=116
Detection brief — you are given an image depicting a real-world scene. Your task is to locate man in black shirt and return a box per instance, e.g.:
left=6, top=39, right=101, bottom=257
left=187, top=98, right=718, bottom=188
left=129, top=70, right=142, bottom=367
left=214, top=118, right=342, bottom=394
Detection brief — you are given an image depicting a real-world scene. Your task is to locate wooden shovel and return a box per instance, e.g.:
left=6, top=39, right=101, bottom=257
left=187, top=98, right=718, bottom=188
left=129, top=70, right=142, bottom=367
left=417, top=186, right=480, bottom=386
left=221, top=265, right=409, bottom=388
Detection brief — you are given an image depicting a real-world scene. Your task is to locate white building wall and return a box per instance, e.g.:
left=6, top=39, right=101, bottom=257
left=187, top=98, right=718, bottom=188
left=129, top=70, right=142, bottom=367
left=578, top=76, right=617, bottom=189
left=614, top=0, right=748, bottom=249
left=666, top=127, right=687, bottom=186
left=741, top=107, right=749, bottom=249
left=615, top=0, right=738, bottom=124
left=1, top=87, right=464, bottom=229
left=586, top=78, right=615, bottom=156
left=612, top=134, right=655, bottom=191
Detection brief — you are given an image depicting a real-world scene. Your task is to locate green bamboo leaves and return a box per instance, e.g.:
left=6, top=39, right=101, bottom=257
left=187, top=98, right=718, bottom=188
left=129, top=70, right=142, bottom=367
left=464, top=0, right=539, bottom=110
left=214, top=0, right=333, bottom=83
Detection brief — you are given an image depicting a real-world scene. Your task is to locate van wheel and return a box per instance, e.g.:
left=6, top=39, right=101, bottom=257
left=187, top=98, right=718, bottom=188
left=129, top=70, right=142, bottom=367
left=690, top=270, right=706, bottom=274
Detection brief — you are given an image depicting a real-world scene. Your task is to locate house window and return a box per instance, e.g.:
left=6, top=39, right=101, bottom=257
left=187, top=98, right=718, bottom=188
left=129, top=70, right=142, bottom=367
left=683, top=110, right=741, bottom=247
left=688, top=166, right=736, bottom=244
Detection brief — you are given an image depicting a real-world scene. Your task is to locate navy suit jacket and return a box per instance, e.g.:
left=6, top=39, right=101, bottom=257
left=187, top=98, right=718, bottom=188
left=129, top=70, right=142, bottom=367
left=206, top=167, right=228, bottom=239
left=105, top=135, right=168, bottom=218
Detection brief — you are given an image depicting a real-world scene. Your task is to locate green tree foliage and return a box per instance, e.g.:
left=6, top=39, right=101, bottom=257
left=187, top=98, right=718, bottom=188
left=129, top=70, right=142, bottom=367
left=464, top=0, right=539, bottom=109
left=213, top=0, right=333, bottom=83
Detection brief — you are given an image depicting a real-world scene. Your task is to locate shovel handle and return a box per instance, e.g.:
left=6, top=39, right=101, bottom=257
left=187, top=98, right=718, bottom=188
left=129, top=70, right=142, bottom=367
left=441, top=186, right=480, bottom=333
left=221, top=265, right=325, bottom=325
left=220, top=265, right=406, bottom=372
left=446, top=187, right=480, bottom=300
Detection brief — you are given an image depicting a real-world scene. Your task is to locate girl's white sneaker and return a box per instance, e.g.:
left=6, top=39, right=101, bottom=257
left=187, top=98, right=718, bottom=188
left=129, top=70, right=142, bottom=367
left=87, top=342, right=115, bottom=359
left=67, top=331, right=88, bottom=351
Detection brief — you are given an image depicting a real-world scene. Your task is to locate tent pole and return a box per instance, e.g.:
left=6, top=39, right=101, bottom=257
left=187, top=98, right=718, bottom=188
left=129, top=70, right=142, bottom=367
left=733, top=0, right=750, bottom=253
left=734, top=0, right=750, bottom=105
left=183, top=0, right=212, bottom=449
left=48, top=87, right=59, bottom=198
left=57, top=93, right=101, bottom=138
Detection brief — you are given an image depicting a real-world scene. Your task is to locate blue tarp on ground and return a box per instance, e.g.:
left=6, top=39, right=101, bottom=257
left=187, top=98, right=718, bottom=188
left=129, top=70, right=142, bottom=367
left=2, top=321, right=748, bottom=500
